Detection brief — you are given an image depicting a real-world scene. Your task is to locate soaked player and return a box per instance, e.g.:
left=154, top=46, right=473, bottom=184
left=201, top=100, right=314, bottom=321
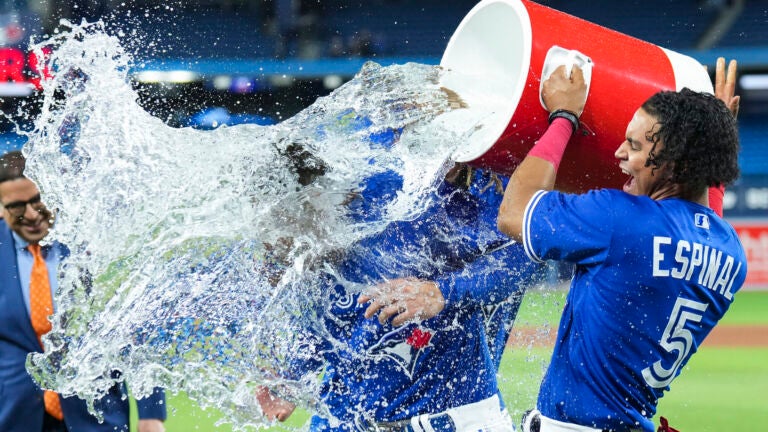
left=259, top=160, right=546, bottom=431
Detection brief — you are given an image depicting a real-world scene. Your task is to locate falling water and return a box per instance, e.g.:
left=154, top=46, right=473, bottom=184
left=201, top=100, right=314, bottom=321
left=13, top=20, right=539, bottom=430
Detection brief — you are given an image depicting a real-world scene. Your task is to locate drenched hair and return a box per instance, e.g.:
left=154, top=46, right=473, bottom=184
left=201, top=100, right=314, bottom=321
left=444, top=162, right=504, bottom=194
left=278, top=142, right=328, bottom=186
left=0, top=151, right=26, bottom=183
left=641, top=88, right=740, bottom=197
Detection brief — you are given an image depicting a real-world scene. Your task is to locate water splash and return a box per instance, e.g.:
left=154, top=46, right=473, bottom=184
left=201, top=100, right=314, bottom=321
left=19, top=20, right=504, bottom=429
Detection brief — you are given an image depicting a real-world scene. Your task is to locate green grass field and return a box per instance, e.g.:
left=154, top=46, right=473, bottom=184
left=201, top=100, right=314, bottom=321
left=129, top=290, right=768, bottom=431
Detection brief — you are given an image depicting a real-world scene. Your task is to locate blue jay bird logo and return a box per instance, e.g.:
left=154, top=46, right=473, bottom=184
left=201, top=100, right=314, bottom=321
left=367, top=326, right=434, bottom=379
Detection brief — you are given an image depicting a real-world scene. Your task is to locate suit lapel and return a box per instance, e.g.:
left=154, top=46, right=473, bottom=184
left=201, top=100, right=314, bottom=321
left=0, top=219, right=43, bottom=351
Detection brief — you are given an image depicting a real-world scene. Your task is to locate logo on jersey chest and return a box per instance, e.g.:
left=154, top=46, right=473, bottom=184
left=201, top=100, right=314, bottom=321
left=367, top=326, right=434, bottom=379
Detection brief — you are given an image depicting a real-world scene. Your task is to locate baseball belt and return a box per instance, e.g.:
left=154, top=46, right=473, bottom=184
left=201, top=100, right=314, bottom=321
left=522, top=409, right=643, bottom=432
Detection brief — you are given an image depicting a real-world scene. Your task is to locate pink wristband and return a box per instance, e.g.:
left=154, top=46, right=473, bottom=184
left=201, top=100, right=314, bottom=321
left=527, top=117, right=573, bottom=172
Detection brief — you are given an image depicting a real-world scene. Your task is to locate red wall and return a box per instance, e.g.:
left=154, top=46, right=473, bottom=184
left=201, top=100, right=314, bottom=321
left=733, top=221, right=768, bottom=289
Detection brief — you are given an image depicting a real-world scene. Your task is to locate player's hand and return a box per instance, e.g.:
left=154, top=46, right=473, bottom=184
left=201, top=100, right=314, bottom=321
left=137, top=419, right=165, bottom=432
left=256, top=386, right=296, bottom=422
left=714, top=57, right=740, bottom=118
left=541, top=65, right=588, bottom=116
left=359, top=278, right=446, bottom=326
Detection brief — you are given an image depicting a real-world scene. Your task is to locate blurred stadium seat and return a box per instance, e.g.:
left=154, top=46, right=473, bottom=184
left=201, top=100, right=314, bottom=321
left=2, top=0, right=767, bottom=219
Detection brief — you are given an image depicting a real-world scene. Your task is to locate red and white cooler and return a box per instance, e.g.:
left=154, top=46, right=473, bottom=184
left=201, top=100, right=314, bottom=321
left=439, top=0, right=713, bottom=192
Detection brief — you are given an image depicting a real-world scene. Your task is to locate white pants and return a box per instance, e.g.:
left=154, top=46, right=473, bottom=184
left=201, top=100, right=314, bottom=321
left=539, top=415, right=602, bottom=432
left=408, top=395, right=514, bottom=432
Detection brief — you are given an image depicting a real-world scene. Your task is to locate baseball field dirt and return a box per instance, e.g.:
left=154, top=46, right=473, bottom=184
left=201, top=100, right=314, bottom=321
left=506, top=324, right=768, bottom=348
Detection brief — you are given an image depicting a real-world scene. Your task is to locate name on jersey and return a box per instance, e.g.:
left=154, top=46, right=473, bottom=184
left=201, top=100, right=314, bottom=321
left=652, top=236, right=741, bottom=300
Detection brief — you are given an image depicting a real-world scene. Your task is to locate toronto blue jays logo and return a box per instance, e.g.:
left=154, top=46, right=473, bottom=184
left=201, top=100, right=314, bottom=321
left=367, top=326, right=434, bottom=379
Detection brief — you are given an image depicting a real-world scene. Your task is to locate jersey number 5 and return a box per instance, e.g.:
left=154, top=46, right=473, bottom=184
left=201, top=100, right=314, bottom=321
left=642, top=297, right=708, bottom=388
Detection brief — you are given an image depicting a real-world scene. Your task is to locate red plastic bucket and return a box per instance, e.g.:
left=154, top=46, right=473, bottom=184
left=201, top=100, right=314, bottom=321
left=439, top=0, right=713, bottom=192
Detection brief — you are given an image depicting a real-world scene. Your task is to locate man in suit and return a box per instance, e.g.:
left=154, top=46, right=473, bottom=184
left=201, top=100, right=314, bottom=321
left=0, top=150, right=167, bottom=432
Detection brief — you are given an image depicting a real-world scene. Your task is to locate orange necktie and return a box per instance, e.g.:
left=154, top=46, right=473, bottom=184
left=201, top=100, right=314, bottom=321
left=28, top=243, right=64, bottom=421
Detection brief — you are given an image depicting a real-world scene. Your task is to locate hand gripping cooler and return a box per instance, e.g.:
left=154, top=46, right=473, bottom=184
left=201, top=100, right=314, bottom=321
left=438, top=0, right=713, bottom=192
left=538, top=46, right=593, bottom=111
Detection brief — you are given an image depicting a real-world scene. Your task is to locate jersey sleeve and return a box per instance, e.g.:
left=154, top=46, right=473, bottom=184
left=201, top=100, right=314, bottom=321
left=436, top=240, right=546, bottom=308
left=284, top=333, right=327, bottom=380
left=136, top=387, right=167, bottom=420
left=437, top=171, right=547, bottom=308
left=522, top=189, right=616, bottom=265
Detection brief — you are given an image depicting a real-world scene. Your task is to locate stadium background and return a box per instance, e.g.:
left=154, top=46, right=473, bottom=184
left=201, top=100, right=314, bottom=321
left=3, top=0, right=766, bottom=288
left=2, top=1, right=767, bottom=430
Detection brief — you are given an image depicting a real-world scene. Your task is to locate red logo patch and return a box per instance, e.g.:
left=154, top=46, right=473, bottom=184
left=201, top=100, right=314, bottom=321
left=406, top=328, right=432, bottom=349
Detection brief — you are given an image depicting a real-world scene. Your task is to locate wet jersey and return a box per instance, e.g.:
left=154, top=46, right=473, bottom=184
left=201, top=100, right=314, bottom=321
left=306, top=169, right=545, bottom=431
left=522, top=189, right=747, bottom=431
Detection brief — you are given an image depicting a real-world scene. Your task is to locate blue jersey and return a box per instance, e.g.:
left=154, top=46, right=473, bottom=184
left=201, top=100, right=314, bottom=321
left=482, top=290, right=526, bottom=370
left=306, top=169, right=545, bottom=431
left=522, top=189, right=747, bottom=431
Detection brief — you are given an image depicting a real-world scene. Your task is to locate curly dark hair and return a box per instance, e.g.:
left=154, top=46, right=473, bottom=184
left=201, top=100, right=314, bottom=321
left=641, top=88, right=740, bottom=198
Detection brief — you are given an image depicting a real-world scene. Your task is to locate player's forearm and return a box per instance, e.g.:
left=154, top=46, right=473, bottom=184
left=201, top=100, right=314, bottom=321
left=435, top=241, right=524, bottom=306
left=498, top=118, right=573, bottom=240
left=498, top=158, right=556, bottom=241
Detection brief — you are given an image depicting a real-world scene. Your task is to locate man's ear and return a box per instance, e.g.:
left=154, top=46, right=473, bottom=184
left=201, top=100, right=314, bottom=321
left=662, top=161, right=675, bottom=179
left=41, top=205, right=56, bottom=227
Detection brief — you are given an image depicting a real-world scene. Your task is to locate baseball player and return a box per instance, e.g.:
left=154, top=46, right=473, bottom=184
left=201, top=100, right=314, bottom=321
left=498, top=58, right=746, bottom=432
left=259, top=162, right=547, bottom=431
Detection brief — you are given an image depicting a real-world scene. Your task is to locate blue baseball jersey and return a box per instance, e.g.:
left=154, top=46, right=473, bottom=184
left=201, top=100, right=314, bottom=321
left=482, top=290, right=526, bottom=371
left=522, top=189, right=747, bottom=431
left=304, top=169, right=545, bottom=431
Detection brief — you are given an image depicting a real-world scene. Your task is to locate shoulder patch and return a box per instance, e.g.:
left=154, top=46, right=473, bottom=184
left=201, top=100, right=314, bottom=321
left=694, top=213, right=710, bottom=229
